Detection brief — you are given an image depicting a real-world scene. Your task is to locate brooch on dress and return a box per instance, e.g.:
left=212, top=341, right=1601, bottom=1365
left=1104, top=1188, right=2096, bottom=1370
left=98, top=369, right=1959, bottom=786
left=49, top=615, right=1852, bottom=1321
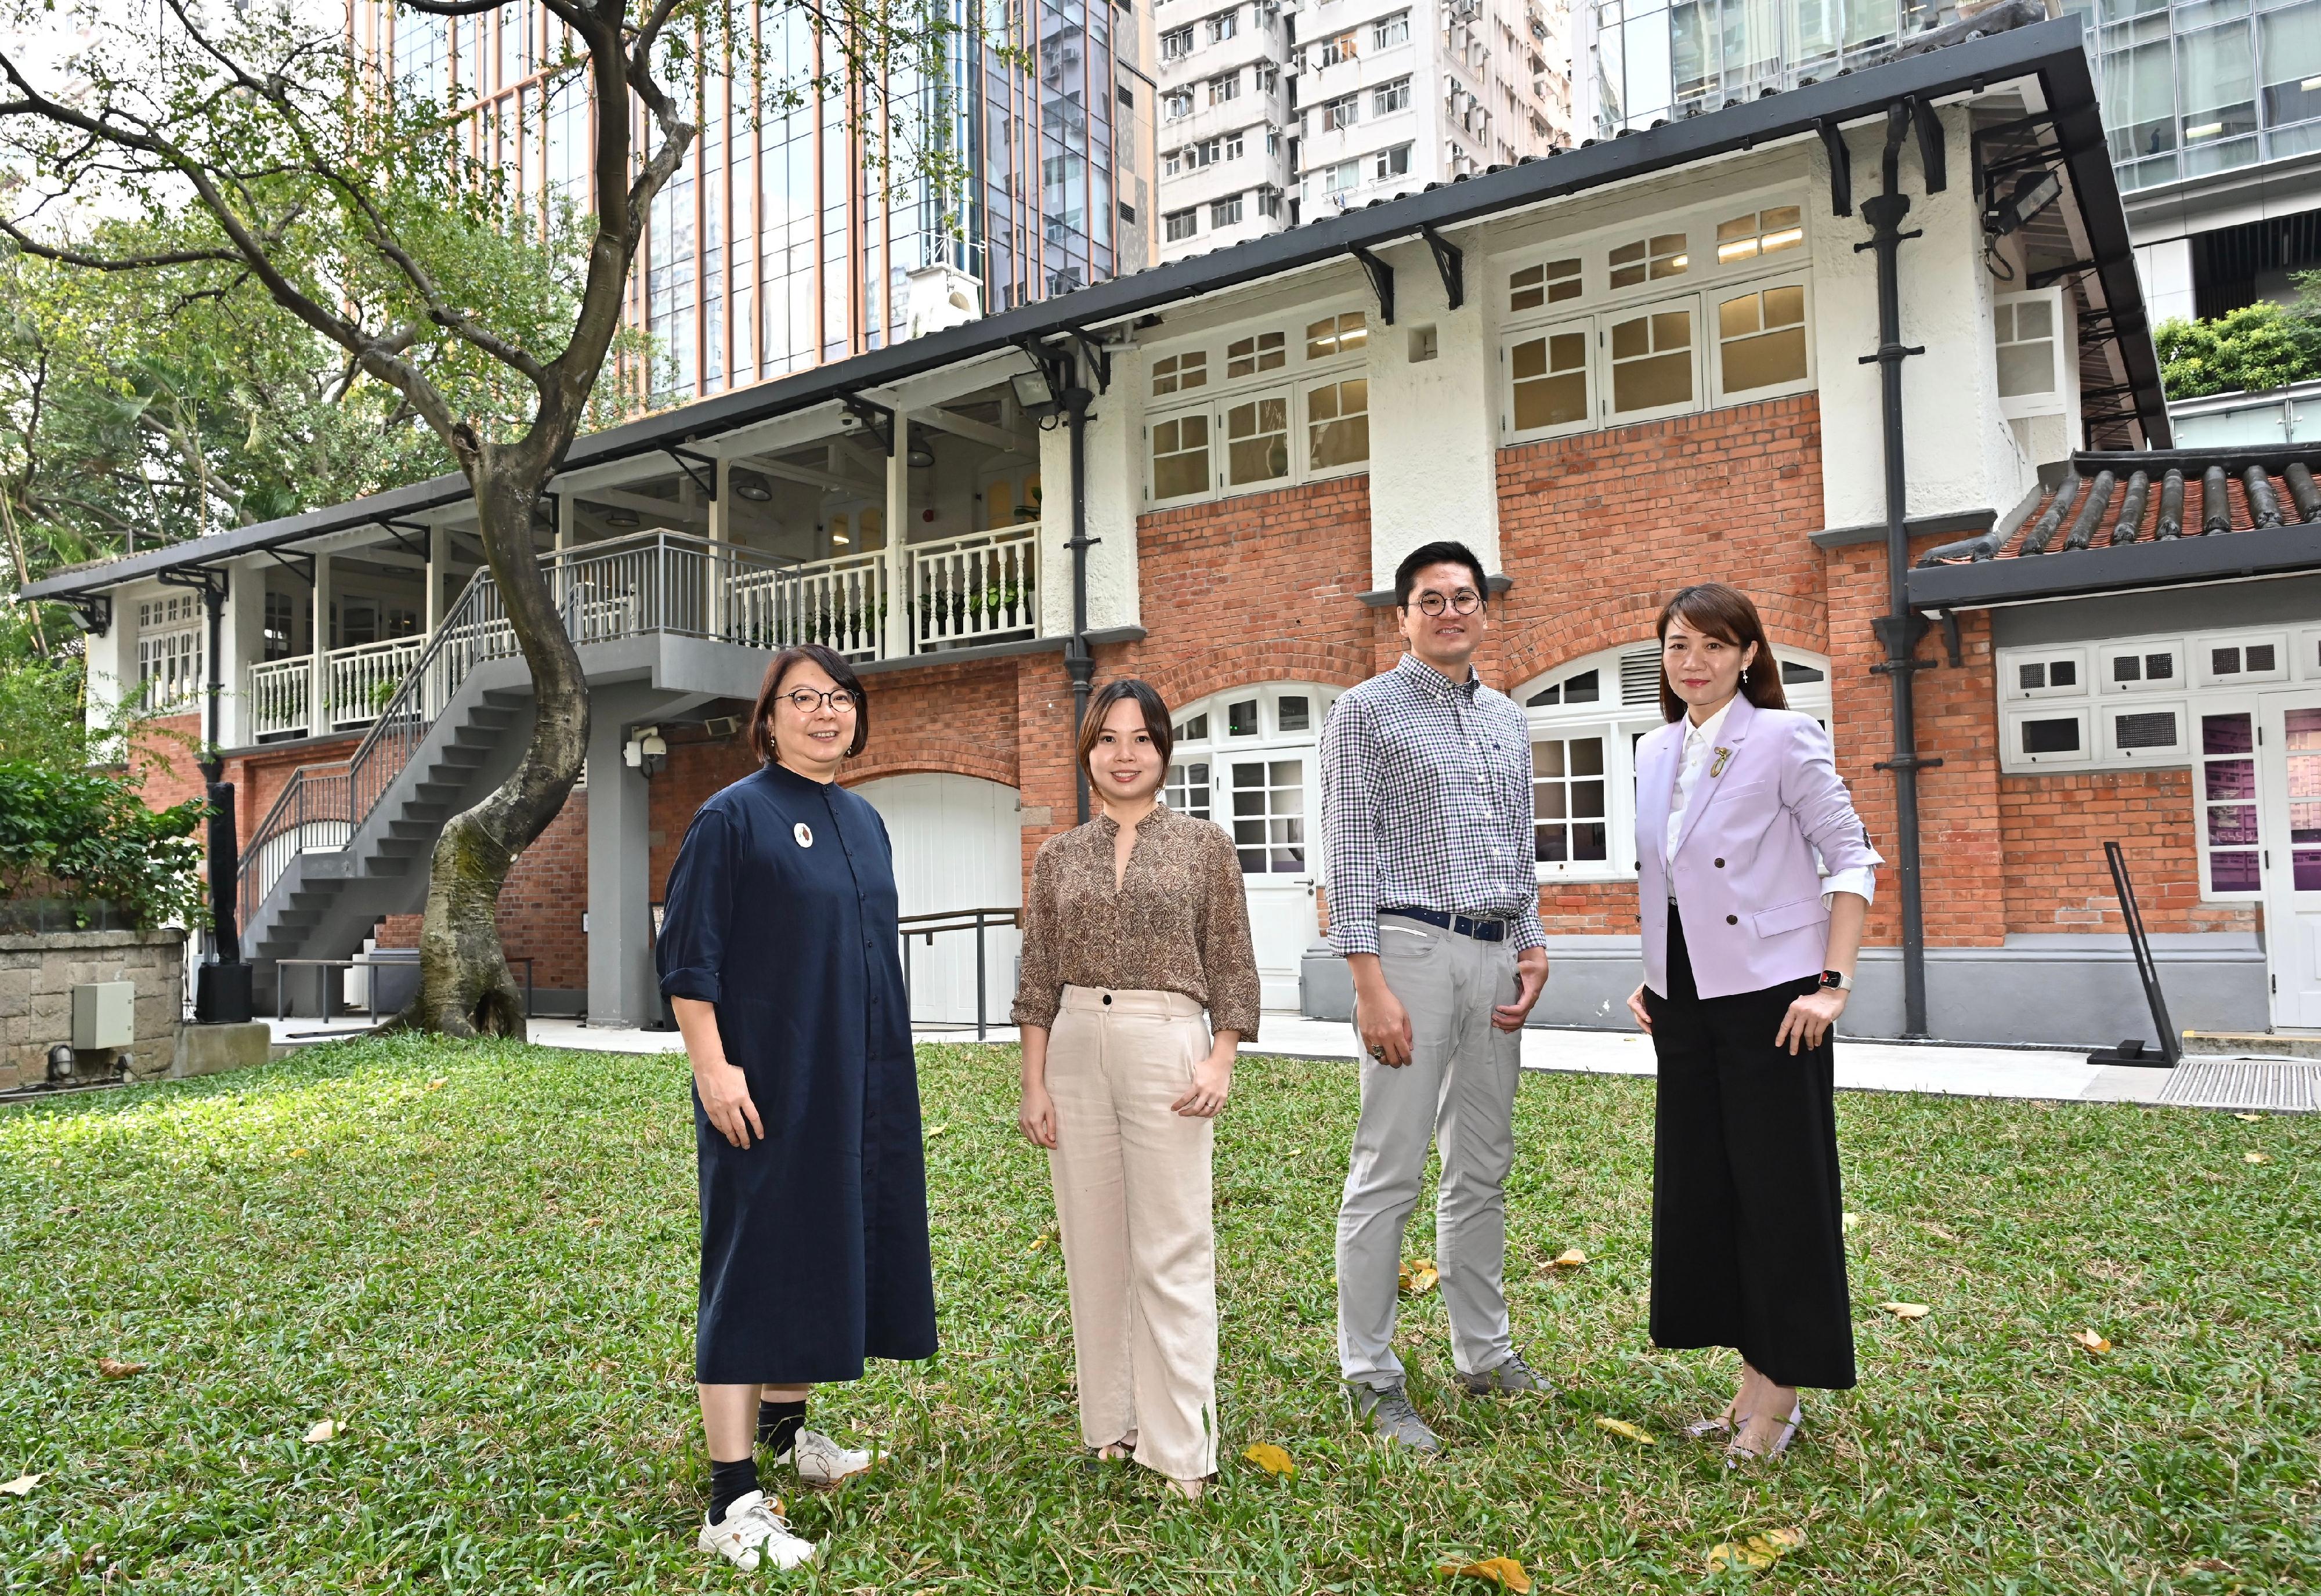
left=794, top=822, right=814, bottom=848
left=1709, top=747, right=1734, bottom=779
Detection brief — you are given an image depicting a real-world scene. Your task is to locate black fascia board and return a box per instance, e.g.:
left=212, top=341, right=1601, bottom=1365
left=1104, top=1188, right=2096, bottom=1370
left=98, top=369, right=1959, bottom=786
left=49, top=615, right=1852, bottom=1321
left=2076, top=444, right=2319, bottom=474
left=28, top=17, right=2144, bottom=603
left=1908, top=522, right=2321, bottom=609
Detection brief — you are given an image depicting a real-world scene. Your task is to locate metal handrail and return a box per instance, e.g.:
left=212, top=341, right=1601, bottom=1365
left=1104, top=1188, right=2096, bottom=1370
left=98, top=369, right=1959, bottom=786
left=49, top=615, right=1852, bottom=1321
left=898, top=905, right=1022, bottom=1041
left=236, top=761, right=350, bottom=930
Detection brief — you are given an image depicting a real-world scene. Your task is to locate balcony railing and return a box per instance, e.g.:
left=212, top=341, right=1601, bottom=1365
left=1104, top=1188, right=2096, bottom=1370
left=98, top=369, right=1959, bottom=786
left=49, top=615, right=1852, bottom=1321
left=235, top=524, right=1044, bottom=926
left=246, top=638, right=425, bottom=740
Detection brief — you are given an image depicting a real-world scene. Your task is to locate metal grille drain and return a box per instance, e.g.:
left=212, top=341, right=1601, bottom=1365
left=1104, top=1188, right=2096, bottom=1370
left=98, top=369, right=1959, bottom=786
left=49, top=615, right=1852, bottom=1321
left=2154, top=1059, right=2321, bottom=1113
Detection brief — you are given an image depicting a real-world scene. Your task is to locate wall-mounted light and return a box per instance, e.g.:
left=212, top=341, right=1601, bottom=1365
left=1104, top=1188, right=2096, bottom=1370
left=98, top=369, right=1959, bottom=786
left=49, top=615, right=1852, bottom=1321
left=623, top=726, right=667, bottom=777
left=1986, top=168, right=2062, bottom=238
left=1011, top=363, right=1060, bottom=420
left=907, top=441, right=937, bottom=468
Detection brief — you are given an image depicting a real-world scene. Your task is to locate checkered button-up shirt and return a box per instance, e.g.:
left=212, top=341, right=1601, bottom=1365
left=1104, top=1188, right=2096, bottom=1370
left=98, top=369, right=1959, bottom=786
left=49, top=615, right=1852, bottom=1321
left=1321, top=653, right=1546, bottom=957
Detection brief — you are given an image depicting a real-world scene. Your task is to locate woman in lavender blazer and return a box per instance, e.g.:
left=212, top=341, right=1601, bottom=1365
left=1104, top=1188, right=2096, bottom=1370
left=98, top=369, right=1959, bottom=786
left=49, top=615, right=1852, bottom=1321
left=1622, top=584, right=1882, bottom=1465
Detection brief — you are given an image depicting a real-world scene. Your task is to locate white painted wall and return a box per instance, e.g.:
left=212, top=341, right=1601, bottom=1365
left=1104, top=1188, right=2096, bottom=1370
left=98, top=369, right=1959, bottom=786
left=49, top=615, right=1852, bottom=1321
left=1812, top=107, right=2037, bottom=533
left=2135, top=236, right=2196, bottom=327
left=1364, top=234, right=1499, bottom=588
left=1038, top=345, right=1145, bottom=640
left=854, top=772, right=1025, bottom=1027
left=222, top=556, right=267, bottom=748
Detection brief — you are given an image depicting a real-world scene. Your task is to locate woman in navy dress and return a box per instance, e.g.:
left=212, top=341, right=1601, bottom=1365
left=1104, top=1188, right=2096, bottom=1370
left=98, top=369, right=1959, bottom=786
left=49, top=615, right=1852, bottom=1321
left=656, top=642, right=937, bottom=1573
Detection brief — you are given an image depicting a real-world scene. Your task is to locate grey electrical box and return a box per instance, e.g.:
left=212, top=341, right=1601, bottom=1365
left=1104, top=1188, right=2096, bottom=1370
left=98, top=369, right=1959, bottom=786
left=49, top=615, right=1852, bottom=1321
left=71, top=982, right=135, bottom=1051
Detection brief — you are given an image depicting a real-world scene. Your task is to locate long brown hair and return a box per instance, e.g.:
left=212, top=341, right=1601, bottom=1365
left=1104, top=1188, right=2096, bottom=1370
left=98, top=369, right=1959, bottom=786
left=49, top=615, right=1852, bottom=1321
left=1075, top=678, right=1174, bottom=785
left=1655, top=583, right=1789, bottom=723
left=749, top=643, right=871, bottom=762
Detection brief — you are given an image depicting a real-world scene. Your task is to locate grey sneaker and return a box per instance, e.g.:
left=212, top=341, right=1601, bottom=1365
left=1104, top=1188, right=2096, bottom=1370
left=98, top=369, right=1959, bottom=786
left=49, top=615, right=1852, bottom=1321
left=1346, top=1380, right=1441, bottom=1453
left=1458, top=1351, right=1543, bottom=1397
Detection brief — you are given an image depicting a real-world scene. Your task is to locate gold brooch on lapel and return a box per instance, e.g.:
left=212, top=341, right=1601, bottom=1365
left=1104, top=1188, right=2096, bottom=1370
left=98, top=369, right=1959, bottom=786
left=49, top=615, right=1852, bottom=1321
left=1709, top=747, right=1734, bottom=779
left=794, top=822, right=814, bottom=848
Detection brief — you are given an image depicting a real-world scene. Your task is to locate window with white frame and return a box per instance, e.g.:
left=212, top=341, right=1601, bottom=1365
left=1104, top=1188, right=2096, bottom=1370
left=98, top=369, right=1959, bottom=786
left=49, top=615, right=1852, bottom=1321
left=1185, top=137, right=1221, bottom=169
left=1498, top=192, right=1817, bottom=445
left=136, top=594, right=203, bottom=712
left=1164, top=87, right=1194, bottom=119
left=1161, top=25, right=1194, bottom=57
left=1212, top=193, right=1244, bottom=228
left=1373, top=9, right=1410, bottom=46
left=1517, top=643, right=1835, bottom=880
left=1146, top=307, right=1372, bottom=506
left=1167, top=686, right=1339, bottom=867
left=1163, top=208, right=1198, bottom=243
left=1256, top=184, right=1283, bottom=218
left=1322, top=92, right=1360, bottom=129
left=263, top=590, right=296, bottom=660
left=1257, top=63, right=1279, bottom=95
left=1375, top=143, right=1411, bottom=180
left=1207, top=8, right=1238, bottom=42
left=1319, top=158, right=1360, bottom=198
left=1374, top=76, right=1411, bottom=114
left=1224, top=129, right=1246, bottom=160
left=1210, top=71, right=1241, bottom=105
left=2197, top=710, right=2262, bottom=897
left=1319, top=30, right=1357, bottom=65
left=1163, top=148, right=1183, bottom=176
left=1993, top=288, right=2066, bottom=418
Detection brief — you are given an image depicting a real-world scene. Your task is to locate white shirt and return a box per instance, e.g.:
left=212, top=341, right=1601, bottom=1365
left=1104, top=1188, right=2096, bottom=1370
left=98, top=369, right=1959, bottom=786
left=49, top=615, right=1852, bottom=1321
left=1664, top=696, right=1876, bottom=907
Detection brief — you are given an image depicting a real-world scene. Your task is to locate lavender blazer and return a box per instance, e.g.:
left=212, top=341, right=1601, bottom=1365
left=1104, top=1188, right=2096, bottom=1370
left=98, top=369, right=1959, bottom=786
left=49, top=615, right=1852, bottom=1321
left=1635, top=694, right=1883, bottom=1001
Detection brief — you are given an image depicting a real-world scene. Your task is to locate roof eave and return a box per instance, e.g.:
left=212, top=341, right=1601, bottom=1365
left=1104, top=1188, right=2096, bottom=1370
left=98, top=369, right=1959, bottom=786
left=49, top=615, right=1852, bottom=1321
left=1907, top=521, right=2321, bottom=609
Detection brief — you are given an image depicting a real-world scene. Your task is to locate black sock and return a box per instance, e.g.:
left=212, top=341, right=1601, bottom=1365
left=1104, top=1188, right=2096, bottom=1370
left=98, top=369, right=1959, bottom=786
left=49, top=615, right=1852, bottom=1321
left=758, top=1398, right=807, bottom=1459
left=708, top=1456, right=759, bottom=1522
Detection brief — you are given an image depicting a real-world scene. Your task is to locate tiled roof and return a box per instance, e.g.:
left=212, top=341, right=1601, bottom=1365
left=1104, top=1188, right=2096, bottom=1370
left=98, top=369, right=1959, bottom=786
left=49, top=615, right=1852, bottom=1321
left=1918, top=454, right=2321, bottom=566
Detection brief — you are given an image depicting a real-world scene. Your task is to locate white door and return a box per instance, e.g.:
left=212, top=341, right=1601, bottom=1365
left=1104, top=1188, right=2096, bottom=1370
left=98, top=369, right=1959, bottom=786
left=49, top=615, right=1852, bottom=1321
left=1165, top=686, right=1333, bottom=1014
left=854, top=773, right=1024, bottom=1029
left=2261, top=693, right=2321, bottom=1027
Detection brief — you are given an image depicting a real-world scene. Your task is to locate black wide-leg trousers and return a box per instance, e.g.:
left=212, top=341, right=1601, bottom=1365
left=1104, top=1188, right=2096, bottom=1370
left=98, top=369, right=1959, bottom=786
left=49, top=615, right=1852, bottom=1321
left=1644, top=904, right=1856, bottom=1390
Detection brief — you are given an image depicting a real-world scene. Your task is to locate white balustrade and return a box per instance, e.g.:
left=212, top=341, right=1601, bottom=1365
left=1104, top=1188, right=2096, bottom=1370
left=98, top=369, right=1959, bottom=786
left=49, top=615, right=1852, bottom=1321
left=326, top=638, right=424, bottom=729
left=732, top=549, right=890, bottom=659
left=910, top=522, right=1039, bottom=652
left=245, top=657, right=312, bottom=739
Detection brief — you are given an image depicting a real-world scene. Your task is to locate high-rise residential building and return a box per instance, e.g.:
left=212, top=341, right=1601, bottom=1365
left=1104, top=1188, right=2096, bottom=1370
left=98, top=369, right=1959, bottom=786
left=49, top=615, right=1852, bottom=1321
left=1151, top=0, right=1574, bottom=261
left=353, top=1, right=1156, bottom=406
left=1577, top=0, right=2321, bottom=440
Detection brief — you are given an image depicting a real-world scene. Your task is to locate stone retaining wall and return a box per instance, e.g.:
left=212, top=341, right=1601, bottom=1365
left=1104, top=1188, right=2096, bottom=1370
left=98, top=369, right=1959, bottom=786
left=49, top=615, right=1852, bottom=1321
left=0, top=929, right=186, bottom=1091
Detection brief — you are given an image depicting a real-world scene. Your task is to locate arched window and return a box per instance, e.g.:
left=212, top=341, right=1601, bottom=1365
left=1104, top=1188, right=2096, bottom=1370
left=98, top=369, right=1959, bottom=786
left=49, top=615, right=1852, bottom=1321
left=1163, top=682, right=1342, bottom=873
left=1516, top=642, right=1832, bottom=881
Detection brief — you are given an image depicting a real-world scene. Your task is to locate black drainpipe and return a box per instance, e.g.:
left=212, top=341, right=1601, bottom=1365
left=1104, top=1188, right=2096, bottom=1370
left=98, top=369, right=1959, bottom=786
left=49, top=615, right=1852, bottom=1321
left=1861, top=99, right=1939, bottom=1038
left=1061, top=371, right=1097, bottom=823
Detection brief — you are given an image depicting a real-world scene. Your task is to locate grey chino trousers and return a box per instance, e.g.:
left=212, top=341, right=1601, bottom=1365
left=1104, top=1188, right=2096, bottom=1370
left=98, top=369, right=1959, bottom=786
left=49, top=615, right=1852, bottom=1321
left=1336, top=915, right=1524, bottom=1386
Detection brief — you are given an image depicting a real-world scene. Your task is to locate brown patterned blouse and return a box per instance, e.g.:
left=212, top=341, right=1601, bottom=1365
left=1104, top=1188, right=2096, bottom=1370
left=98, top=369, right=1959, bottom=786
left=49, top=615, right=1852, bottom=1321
left=1010, top=802, right=1263, bottom=1040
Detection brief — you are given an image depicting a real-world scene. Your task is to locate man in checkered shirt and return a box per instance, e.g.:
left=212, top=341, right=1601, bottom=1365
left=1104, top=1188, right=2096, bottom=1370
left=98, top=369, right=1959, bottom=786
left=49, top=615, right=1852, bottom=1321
left=1321, top=540, right=1550, bottom=1453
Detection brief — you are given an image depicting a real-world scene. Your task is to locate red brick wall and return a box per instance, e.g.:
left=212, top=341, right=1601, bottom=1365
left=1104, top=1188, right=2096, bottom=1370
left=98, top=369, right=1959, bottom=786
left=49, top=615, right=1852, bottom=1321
left=2000, top=769, right=2255, bottom=936
left=374, top=786, right=591, bottom=993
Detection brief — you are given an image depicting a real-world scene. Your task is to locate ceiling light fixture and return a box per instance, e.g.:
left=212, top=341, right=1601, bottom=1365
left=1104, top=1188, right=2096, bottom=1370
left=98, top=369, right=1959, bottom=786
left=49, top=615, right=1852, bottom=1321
left=602, top=505, right=639, bottom=528
left=733, top=472, right=773, bottom=502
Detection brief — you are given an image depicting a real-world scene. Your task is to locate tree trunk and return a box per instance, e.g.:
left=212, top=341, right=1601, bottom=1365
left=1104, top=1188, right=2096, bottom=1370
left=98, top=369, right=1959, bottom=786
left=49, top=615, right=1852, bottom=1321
left=398, top=456, right=588, bottom=1039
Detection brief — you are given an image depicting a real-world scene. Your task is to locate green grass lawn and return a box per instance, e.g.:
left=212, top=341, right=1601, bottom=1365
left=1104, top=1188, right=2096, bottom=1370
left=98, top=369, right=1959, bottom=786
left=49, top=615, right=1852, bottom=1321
left=1, top=1037, right=2316, bottom=1594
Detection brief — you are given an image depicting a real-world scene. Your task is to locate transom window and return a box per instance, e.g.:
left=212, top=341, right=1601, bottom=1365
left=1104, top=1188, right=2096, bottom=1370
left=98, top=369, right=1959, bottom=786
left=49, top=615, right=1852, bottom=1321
left=1610, top=231, right=1688, bottom=288
left=1306, top=311, right=1367, bottom=358
left=1715, top=205, right=1804, bottom=265
left=1228, top=330, right=1286, bottom=376
left=1152, top=350, right=1208, bottom=395
left=1509, top=257, right=1580, bottom=311
left=1167, top=686, right=1340, bottom=873
left=1148, top=307, right=1371, bottom=505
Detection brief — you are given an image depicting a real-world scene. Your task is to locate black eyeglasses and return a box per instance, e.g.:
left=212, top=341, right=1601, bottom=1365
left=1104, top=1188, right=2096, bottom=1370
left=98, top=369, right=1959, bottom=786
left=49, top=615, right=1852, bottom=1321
left=782, top=687, right=861, bottom=714
left=1413, top=589, right=1483, bottom=616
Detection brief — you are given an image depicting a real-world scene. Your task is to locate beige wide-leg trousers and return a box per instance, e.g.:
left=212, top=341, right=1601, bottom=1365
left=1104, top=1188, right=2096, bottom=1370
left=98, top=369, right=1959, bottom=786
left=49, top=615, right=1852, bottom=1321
left=1046, top=985, right=1218, bottom=1483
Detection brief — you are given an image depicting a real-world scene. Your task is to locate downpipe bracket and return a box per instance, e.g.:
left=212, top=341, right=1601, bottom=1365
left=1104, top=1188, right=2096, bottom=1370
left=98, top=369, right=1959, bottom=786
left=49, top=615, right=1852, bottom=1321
left=1859, top=344, right=1927, bottom=365
left=1873, top=754, right=1946, bottom=773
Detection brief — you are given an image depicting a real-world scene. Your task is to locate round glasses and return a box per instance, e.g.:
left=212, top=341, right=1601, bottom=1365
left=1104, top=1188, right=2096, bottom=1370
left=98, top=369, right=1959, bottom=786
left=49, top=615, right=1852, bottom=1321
left=1413, top=589, right=1483, bottom=616
left=781, top=687, right=860, bottom=714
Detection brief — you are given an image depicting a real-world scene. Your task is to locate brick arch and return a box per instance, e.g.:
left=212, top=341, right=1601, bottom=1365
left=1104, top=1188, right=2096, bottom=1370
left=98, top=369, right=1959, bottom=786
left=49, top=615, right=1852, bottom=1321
left=1130, top=639, right=1372, bottom=711
left=841, top=735, right=1018, bottom=790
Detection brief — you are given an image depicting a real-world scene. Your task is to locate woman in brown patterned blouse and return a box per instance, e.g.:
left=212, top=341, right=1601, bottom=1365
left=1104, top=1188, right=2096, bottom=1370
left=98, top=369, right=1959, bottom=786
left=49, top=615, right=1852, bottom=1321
left=1012, top=678, right=1260, bottom=1500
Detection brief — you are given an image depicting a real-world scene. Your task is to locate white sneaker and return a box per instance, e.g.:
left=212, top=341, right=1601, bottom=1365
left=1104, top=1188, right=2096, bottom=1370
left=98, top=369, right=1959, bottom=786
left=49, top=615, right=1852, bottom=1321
left=778, top=1428, right=880, bottom=1486
left=696, top=1490, right=815, bottom=1572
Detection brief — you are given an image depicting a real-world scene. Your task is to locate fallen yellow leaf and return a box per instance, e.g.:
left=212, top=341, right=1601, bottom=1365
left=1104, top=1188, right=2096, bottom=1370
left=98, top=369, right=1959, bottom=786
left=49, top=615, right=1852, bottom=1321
left=1545, top=1248, right=1588, bottom=1270
left=2233, top=1113, right=2262, bottom=1123
left=1917, top=1221, right=1961, bottom=1244
left=96, top=1358, right=145, bottom=1379
left=304, top=1420, right=339, bottom=1444
left=2244, top=1151, right=2271, bottom=1165
left=425, top=1079, right=447, bottom=1091
left=1592, top=1416, right=1655, bottom=1445
left=2071, top=1328, right=2112, bottom=1354
left=925, top=1124, right=950, bottom=1138
left=1437, top=1555, right=1532, bottom=1592
left=1241, top=1442, right=1295, bottom=1476
left=1879, top=1301, right=1931, bottom=1320
left=1842, top=1211, right=1861, bottom=1231
left=1400, top=1260, right=1440, bottom=1295
left=1028, top=1226, right=1058, bottom=1253
left=0, top=1474, right=41, bottom=1496
left=1709, top=1528, right=1806, bottom=1572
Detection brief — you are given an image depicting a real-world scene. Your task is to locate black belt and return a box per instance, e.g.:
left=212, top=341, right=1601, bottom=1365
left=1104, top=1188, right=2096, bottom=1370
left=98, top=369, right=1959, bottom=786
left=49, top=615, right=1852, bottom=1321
left=1381, top=907, right=1508, bottom=942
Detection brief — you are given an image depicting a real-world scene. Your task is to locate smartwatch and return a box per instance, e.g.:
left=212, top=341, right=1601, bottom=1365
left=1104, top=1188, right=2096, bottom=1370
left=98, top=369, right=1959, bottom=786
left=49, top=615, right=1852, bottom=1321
left=1819, top=969, right=1853, bottom=991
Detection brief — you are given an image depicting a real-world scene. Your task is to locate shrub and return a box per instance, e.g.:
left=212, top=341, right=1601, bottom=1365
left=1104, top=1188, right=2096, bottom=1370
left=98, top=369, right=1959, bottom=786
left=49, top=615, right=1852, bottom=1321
left=0, top=761, right=207, bottom=931
left=2153, top=299, right=2321, bottom=399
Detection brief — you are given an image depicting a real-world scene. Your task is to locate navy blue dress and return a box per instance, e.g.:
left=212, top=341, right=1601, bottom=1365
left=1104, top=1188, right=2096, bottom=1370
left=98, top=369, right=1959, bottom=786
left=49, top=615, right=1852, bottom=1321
left=656, top=761, right=938, bottom=1384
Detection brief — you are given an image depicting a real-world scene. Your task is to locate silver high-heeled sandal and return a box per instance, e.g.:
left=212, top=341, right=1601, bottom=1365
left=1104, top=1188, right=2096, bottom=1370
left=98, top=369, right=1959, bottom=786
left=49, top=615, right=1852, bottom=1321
left=1723, top=1402, right=1802, bottom=1465
left=1685, top=1396, right=1741, bottom=1439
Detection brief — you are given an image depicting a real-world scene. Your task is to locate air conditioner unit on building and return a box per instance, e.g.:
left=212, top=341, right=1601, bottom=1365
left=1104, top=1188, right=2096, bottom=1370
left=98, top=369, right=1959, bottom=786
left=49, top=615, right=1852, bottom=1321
left=903, top=263, right=985, bottom=341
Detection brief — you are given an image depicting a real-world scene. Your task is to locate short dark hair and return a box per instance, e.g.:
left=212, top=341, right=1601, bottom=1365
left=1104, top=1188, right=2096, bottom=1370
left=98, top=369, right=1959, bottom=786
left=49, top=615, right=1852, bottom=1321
left=749, top=643, right=871, bottom=762
left=1075, top=678, right=1174, bottom=783
left=1655, top=583, right=1789, bottom=723
left=1394, top=541, right=1490, bottom=610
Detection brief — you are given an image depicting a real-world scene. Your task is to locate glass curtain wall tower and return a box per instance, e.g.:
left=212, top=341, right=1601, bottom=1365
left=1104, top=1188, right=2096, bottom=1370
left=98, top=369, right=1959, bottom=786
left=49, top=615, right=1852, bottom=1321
left=357, top=1, right=1154, bottom=407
